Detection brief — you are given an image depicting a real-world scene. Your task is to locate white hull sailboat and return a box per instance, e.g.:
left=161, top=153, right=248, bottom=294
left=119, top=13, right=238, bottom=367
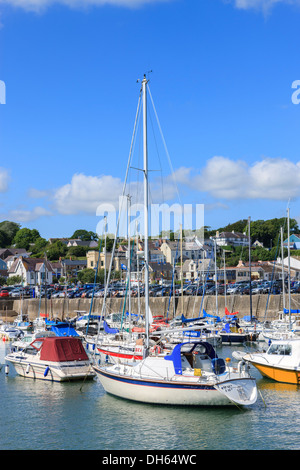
left=94, top=340, right=257, bottom=406
left=93, top=75, right=258, bottom=407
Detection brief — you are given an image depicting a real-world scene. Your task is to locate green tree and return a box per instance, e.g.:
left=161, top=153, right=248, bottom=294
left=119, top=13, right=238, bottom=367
left=0, top=221, right=20, bottom=247
left=13, top=228, right=40, bottom=250
left=218, top=219, right=248, bottom=234
left=77, top=268, right=100, bottom=284
left=67, top=245, right=87, bottom=257
left=7, top=275, right=22, bottom=285
left=31, top=237, right=48, bottom=255
left=46, top=240, right=68, bottom=261
left=70, top=229, right=98, bottom=241
left=250, top=217, right=299, bottom=248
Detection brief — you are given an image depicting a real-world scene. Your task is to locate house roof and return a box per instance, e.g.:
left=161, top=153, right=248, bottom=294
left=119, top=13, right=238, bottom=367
left=217, top=231, right=247, bottom=239
left=50, top=261, right=63, bottom=269
left=8, top=256, right=54, bottom=273
left=149, top=261, right=173, bottom=272
left=61, top=259, right=87, bottom=267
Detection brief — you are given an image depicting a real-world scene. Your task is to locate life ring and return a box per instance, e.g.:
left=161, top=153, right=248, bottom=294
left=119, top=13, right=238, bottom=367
left=239, top=328, right=244, bottom=334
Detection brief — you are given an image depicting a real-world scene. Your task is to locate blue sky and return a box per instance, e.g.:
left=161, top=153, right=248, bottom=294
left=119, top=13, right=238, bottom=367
left=0, top=0, right=300, bottom=240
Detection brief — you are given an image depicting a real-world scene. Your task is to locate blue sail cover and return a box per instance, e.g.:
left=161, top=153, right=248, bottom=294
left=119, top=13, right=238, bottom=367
left=203, top=310, right=221, bottom=323
left=181, top=314, right=203, bottom=324
left=284, top=308, right=300, bottom=314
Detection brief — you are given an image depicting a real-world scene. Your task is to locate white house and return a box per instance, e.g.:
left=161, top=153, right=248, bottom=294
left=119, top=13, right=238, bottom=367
left=8, top=256, right=54, bottom=286
left=213, top=231, right=249, bottom=247
left=160, top=239, right=205, bottom=265
left=67, top=239, right=98, bottom=248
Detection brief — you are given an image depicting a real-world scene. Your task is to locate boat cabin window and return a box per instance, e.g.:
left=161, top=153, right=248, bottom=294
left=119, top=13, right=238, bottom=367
left=23, top=345, right=39, bottom=356
left=268, top=343, right=292, bottom=356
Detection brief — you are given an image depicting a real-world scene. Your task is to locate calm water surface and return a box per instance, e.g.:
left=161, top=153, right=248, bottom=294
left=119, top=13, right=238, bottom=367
left=1, top=341, right=300, bottom=451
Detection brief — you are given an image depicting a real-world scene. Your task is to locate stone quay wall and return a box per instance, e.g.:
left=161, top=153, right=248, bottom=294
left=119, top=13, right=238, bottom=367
left=1, top=293, right=300, bottom=323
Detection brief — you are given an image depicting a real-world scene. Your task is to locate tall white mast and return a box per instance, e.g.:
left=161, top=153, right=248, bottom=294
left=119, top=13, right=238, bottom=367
left=280, top=226, right=285, bottom=312
left=287, top=208, right=291, bottom=329
left=214, top=238, right=218, bottom=315
left=127, top=194, right=131, bottom=331
left=142, top=75, right=150, bottom=351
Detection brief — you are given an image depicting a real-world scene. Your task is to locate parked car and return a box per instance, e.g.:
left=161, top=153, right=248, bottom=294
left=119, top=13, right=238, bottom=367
left=0, top=289, right=9, bottom=297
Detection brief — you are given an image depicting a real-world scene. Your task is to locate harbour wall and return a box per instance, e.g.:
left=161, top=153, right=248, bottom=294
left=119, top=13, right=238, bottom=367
left=1, top=293, right=299, bottom=322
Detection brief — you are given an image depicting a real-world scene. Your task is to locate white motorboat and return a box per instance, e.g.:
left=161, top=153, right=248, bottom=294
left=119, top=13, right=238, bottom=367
left=241, top=338, right=300, bottom=384
left=13, top=315, right=32, bottom=332
left=5, top=336, right=96, bottom=382
left=0, top=324, right=24, bottom=341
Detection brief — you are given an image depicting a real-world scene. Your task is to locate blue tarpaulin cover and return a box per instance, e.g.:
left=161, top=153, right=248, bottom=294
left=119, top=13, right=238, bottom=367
left=49, top=322, right=79, bottom=337
left=104, top=321, right=119, bottom=334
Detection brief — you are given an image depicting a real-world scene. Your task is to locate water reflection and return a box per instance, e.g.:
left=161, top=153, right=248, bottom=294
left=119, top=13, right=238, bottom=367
left=2, top=341, right=300, bottom=450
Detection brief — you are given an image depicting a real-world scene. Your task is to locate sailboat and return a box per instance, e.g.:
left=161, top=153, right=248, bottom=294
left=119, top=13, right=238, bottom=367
left=261, top=209, right=297, bottom=342
left=92, top=75, right=257, bottom=407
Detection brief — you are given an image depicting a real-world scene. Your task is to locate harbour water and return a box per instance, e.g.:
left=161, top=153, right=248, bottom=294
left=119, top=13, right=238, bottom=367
left=1, top=340, right=300, bottom=451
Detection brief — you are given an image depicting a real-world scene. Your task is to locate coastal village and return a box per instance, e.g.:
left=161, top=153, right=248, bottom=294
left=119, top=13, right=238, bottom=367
left=0, top=217, right=299, bottom=292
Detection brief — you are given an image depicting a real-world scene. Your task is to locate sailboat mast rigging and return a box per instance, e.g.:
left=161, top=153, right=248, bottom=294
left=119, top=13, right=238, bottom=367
left=142, top=75, right=150, bottom=352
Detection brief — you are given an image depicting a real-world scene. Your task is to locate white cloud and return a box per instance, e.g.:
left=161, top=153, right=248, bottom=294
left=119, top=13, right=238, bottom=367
left=27, top=188, right=52, bottom=198
left=53, top=173, right=123, bottom=215
left=27, top=156, right=300, bottom=221
left=173, top=156, right=300, bottom=201
left=232, top=0, right=300, bottom=11
left=0, top=0, right=171, bottom=12
left=0, top=168, right=10, bottom=193
left=8, top=206, right=53, bottom=222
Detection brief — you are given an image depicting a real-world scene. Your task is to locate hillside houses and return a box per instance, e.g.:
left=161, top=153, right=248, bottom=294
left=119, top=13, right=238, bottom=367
left=2, top=226, right=300, bottom=288
left=213, top=230, right=249, bottom=247
left=283, top=234, right=300, bottom=250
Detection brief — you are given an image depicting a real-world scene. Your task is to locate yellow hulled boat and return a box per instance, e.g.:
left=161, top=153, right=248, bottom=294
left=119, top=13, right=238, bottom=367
left=243, top=339, right=300, bottom=385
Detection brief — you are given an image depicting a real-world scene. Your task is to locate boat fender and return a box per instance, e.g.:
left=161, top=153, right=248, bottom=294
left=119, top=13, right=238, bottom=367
left=5, top=364, right=9, bottom=375
left=26, top=364, right=31, bottom=374
left=44, top=366, right=50, bottom=377
left=151, top=345, right=161, bottom=355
